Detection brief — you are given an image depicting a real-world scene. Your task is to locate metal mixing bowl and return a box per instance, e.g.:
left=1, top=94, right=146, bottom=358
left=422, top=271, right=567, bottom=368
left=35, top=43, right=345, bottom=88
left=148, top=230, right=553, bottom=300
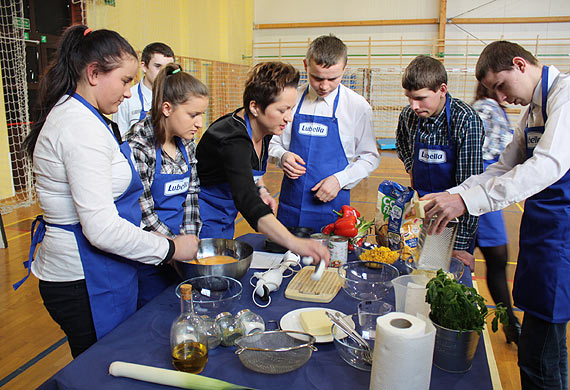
left=172, top=238, right=253, bottom=281
left=234, top=330, right=317, bottom=374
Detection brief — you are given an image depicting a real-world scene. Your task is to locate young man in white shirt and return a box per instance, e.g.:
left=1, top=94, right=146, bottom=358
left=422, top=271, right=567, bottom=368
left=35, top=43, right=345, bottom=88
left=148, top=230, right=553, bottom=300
left=268, top=35, right=380, bottom=232
left=423, top=40, right=570, bottom=390
left=113, top=42, right=174, bottom=135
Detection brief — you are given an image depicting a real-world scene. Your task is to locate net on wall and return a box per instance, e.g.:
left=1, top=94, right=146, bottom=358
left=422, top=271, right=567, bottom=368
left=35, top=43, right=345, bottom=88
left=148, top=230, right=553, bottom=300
left=0, top=0, right=33, bottom=213
left=253, top=36, right=570, bottom=140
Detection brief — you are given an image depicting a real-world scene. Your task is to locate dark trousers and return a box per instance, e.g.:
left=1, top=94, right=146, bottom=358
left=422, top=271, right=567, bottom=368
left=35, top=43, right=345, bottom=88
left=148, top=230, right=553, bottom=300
left=519, top=312, right=569, bottom=390
left=39, top=279, right=97, bottom=358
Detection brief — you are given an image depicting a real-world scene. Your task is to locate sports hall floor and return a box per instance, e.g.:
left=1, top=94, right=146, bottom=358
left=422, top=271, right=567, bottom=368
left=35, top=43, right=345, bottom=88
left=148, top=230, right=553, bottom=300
left=1, top=150, right=566, bottom=389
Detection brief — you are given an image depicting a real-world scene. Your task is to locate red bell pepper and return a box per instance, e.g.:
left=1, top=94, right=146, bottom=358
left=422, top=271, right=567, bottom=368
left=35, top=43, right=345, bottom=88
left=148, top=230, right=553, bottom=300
left=334, top=214, right=357, bottom=227
left=335, top=225, right=358, bottom=237
left=341, top=205, right=360, bottom=218
left=322, top=223, right=335, bottom=235
left=334, top=216, right=358, bottom=237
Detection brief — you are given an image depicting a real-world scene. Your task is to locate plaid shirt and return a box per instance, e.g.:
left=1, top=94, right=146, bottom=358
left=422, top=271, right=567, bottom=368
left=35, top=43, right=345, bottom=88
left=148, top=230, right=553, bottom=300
left=396, top=94, right=484, bottom=250
left=126, top=116, right=201, bottom=238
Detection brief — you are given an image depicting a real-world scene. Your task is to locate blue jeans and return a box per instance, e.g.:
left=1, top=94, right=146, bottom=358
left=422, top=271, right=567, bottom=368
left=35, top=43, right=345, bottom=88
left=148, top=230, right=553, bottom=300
left=518, top=312, right=569, bottom=390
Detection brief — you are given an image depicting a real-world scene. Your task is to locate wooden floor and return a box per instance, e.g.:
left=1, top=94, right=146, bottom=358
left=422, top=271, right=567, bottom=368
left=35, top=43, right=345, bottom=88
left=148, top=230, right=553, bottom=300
left=0, top=150, right=567, bottom=389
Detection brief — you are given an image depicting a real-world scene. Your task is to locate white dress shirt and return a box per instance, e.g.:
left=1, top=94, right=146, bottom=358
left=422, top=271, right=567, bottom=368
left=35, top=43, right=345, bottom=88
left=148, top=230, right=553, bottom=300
left=268, top=83, right=380, bottom=189
left=113, top=81, right=152, bottom=135
left=32, top=96, right=169, bottom=282
left=449, top=66, right=570, bottom=215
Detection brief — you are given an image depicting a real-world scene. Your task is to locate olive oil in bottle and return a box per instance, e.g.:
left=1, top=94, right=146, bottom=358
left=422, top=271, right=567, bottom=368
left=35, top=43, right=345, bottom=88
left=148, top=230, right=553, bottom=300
left=170, top=284, right=208, bottom=373
left=171, top=341, right=208, bottom=373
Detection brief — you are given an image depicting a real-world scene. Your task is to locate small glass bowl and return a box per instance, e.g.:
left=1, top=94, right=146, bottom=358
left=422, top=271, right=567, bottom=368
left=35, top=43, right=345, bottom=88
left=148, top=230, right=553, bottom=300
left=175, top=275, right=242, bottom=318
left=338, top=261, right=399, bottom=301
left=352, top=235, right=411, bottom=274
left=332, top=313, right=374, bottom=371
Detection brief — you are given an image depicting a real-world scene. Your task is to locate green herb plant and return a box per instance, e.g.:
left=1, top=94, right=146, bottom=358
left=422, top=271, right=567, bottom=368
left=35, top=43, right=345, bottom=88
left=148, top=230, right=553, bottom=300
left=426, top=270, right=508, bottom=334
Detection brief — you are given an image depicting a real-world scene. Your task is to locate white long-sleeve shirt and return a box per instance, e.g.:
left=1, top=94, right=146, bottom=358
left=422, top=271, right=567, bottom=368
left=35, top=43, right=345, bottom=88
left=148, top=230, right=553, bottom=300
left=113, top=81, right=151, bottom=135
left=268, top=83, right=380, bottom=189
left=32, top=96, right=169, bottom=282
left=448, top=66, right=570, bottom=215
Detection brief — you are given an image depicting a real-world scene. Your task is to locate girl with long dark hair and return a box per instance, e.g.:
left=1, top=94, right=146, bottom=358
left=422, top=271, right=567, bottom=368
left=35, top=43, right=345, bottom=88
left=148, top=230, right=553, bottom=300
left=17, top=25, right=199, bottom=358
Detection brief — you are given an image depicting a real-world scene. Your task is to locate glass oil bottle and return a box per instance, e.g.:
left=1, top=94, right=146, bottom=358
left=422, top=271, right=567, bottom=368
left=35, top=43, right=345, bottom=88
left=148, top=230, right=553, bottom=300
left=170, top=284, right=208, bottom=373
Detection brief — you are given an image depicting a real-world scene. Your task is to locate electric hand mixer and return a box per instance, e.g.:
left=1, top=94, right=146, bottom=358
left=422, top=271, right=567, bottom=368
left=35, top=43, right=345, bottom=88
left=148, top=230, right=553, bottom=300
left=250, top=251, right=326, bottom=308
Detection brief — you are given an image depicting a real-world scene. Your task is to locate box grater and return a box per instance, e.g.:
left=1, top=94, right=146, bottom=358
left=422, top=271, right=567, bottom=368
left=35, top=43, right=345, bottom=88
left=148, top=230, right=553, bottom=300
left=284, top=266, right=342, bottom=303
left=415, top=217, right=459, bottom=271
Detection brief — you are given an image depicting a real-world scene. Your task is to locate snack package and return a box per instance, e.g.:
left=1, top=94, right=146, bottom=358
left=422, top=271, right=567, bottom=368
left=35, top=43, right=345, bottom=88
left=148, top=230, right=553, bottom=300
left=374, top=180, right=423, bottom=257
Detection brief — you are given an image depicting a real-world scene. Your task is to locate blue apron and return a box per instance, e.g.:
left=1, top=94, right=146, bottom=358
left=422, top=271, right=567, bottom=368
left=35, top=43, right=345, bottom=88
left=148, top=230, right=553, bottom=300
left=14, top=93, right=145, bottom=339
left=198, top=112, right=267, bottom=239
left=412, top=95, right=456, bottom=197
left=137, top=83, right=148, bottom=121
left=276, top=86, right=349, bottom=232
left=514, top=66, right=570, bottom=323
left=476, top=106, right=511, bottom=248
left=137, top=138, right=189, bottom=307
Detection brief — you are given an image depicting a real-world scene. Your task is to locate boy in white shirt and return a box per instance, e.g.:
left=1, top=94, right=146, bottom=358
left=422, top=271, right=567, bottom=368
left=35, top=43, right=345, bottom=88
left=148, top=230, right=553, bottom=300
left=424, top=40, right=570, bottom=390
left=114, top=42, right=174, bottom=135
left=269, top=35, right=380, bottom=232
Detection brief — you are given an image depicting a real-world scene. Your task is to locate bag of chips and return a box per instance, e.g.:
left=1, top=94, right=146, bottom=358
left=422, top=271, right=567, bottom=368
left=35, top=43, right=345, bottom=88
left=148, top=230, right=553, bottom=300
left=374, top=180, right=423, bottom=258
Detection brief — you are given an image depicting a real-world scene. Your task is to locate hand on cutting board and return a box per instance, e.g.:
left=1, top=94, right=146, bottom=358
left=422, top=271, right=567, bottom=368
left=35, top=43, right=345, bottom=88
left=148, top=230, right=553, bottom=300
left=452, top=250, right=475, bottom=272
left=422, top=192, right=467, bottom=234
left=281, top=152, right=307, bottom=179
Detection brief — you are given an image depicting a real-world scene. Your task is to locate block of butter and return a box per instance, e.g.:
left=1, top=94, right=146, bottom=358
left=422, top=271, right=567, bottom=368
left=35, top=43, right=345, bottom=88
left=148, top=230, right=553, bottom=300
left=413, top=199, right=431, bottom=219
left=299, top=309, right=333, bottom=336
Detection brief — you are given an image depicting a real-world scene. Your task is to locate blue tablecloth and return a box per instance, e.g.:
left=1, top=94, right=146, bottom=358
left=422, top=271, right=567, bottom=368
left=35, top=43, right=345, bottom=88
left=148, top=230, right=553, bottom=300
left=39, top=234, right=494, bottom=390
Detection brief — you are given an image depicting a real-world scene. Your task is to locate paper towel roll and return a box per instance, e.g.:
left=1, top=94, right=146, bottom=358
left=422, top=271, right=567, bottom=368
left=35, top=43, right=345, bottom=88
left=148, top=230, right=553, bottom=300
left=369, top=313, right=436, bottom=390
left=404, top=282, right=430, bottom=318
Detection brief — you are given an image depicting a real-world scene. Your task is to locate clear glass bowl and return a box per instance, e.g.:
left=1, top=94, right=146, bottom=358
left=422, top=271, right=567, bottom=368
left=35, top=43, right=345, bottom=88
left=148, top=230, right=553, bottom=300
left=352, top=235, right=410, bottom=274
left=332, top=313, right=374, bottom=371
left=175, top=275, right=242, bottom=318
left=338, top=261, right=399, bottom=301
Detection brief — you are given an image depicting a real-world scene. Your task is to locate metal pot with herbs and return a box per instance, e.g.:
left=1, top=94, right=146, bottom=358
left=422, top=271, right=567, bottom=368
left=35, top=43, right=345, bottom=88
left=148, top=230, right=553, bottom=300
left=426, top=270, right=509, bottom=373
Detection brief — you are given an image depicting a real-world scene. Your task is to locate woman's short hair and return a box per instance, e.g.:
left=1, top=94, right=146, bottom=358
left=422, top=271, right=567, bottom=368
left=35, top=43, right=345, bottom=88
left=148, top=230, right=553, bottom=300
left=243, top=62, right=300, bottom=115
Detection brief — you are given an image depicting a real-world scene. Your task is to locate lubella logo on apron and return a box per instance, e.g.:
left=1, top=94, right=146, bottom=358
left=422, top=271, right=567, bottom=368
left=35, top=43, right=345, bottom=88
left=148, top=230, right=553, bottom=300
left=299, top=122, right=328, bottom=137
left=418, top=148, right=447, bottom=164
left=164, top=177, right=190, bottom=196
left=526, top=131, right=542, bottom=149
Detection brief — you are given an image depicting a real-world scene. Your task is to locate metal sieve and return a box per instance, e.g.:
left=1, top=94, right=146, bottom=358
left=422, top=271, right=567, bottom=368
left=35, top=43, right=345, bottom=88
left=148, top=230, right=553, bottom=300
left=234, top=330, right=317, bottom=374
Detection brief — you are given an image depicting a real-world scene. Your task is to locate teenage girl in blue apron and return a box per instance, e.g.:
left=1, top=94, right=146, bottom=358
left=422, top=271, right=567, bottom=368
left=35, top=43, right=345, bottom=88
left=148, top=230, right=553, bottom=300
left=127, top=64, right=208, bottom=307
left=197, top=62, right=330, bottom=264
left=472, top=82, right=519, bottom=343
left=16, top=26, right=199, bottom=358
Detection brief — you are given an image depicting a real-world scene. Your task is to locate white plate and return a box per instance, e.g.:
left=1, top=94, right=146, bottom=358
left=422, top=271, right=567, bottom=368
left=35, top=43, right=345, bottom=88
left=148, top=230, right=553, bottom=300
left=279, top=307, right=355, bottom=343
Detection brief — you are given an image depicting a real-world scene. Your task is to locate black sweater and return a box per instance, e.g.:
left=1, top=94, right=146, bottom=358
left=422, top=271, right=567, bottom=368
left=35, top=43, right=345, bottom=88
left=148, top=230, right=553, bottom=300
left=197, top=108, right=273, bottom=230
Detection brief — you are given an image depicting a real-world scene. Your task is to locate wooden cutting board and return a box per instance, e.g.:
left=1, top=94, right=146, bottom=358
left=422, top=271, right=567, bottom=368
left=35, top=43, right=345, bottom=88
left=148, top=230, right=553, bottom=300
left=284, top=266, right=342, bottom=303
